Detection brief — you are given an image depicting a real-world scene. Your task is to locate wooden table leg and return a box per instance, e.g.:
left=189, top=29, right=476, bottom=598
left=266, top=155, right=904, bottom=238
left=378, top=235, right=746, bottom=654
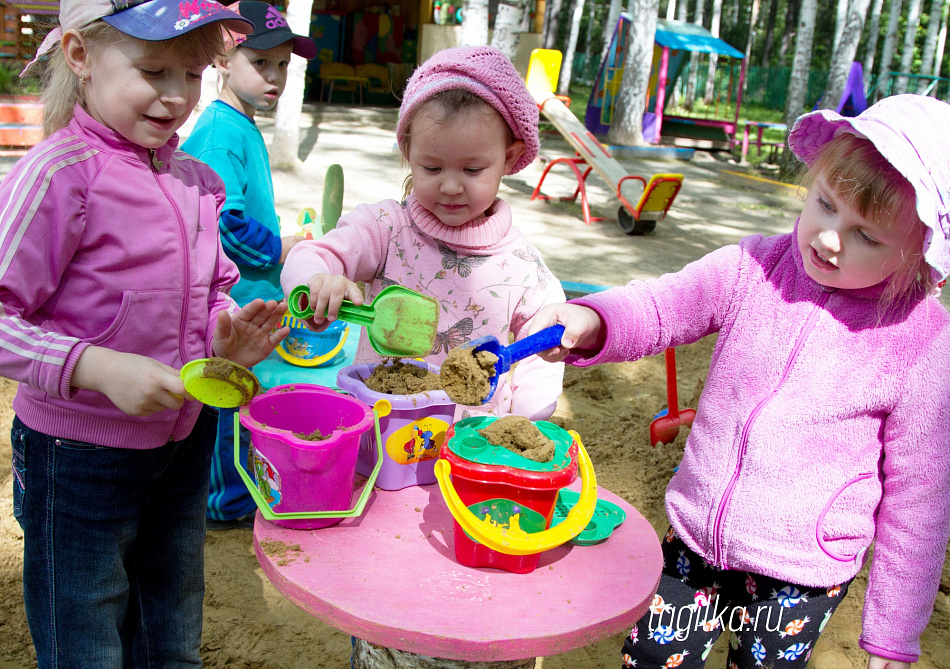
left=352, top=638, right=536, bottom=668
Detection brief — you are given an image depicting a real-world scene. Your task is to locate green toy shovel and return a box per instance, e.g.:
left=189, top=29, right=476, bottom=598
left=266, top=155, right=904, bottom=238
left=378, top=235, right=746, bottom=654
left=288, top=284, right=439, bottom=358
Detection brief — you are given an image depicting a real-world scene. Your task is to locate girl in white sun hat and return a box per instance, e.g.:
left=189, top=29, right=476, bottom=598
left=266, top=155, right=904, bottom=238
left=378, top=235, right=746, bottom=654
left=3, top=0, right=290, bottom=665
left=529, top=94, right=950, bottom=668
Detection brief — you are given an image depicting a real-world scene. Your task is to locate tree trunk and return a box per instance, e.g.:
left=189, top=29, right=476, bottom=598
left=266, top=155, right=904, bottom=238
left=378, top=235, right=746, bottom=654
left=744, top=0, right=761, bottom=61
left=934, top=0, right=950, bottom=77
left=600, top=0, right=626, bottom=61
left=271, top=0, right=314, bottom=171
left=863, top=0, right=885, bottom=89
left=490, top=0, right=526, bottom=59
left=779, top=0, right=801, bottom=63
left=703, top=0, right=722, bottom=102
left=559, top=0, right=586, bottom=94
left=461, top=0, right=491, bottom=46
left=761, top=0, right=780, bottom=67
left=351, top=639, right=535, bottom=669
left=877, top=0, right=903, bottom=99
left=783, top=0, right=818, bottom=130
left=666, top=0, right=677, bottom=19
left=543, top=0, right=564, bottom=48
left=606, top=0, right=660, bottom=145
left=820, top=0, right=872, bottom=109
left=685, top=0, right=706, bottom=109
left=894, top=0, right=922, bottom=93
left=832, top=0, right=849, bottom=58
left=918, top=0, right=943, bottom=88
left=677, top=0, right=688, bottom=20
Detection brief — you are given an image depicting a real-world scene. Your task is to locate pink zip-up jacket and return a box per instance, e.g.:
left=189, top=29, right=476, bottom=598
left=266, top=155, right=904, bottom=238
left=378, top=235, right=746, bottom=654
left=0, top=105, right=240, bottom=449
left=281, top=194, right=565, bottom=419
left=570, top=230, right=950, bottom=662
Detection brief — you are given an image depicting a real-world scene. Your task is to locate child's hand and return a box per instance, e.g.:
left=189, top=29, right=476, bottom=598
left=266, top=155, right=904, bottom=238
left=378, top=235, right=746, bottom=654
left=212, top=298, right=289, bottom=368
left=527, top=303, right=605, bottom=362
left=867, top=656, right=911, bottom=669
left=280, top=234, right=305, bottom=263
left=298, top=273, right=363, bottom=330
left=72, top=347, right=187, bottom=416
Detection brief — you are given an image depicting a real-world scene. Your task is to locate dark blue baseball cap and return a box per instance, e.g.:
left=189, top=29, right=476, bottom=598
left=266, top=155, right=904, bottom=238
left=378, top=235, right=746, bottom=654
left=102, top=0, right=253, bottom=41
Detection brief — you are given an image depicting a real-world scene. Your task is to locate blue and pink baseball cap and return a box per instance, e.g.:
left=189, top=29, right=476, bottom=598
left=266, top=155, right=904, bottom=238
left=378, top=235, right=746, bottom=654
left=22, top=0, right=253, bottom=77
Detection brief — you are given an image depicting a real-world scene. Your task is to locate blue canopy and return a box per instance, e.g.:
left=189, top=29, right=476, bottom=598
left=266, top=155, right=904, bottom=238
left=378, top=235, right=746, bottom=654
left=654, top=18, right=745, bottom=59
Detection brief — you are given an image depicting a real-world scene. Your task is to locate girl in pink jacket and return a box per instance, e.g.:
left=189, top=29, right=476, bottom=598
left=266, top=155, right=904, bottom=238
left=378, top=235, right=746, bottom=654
left=281, top=46, right=565, bottom=421
left=531, top=95, right=950, bottom=668
left=3, top=1, right=288, bottom=665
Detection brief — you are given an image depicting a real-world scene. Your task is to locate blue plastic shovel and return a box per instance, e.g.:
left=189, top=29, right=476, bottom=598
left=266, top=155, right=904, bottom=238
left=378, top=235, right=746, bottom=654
left=463, top=324, right=566, bottom=403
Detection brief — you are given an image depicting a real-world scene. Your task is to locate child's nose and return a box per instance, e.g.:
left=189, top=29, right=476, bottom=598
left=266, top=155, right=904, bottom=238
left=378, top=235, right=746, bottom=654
left=818, top=229, right=841, bottom=253
left=440, top=175, right=463, bottom=195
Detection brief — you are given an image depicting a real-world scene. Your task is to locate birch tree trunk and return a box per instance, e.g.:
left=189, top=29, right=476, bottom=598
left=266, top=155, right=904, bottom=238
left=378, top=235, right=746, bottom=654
left=543, top=0, right=564, bottom=48
left=832, top=0, right=849, bottom=58
left=677, top=0, right=688, bottom=20
left=894, top=0, right=922, bottom=93
left=935, top=0, right=950, bottom=77
left=876, top=0, right=903, bottom=98
left=601, top=0, right=625, bottom=62
left=744, top=0, right=761, bottom=61
left=783, top=0, right=818, bottom=130
left=461, top=0, right=491, bottom=46
left=606, top=0, right=660, bottom=145
left=271, top=0, right=314, bottom=171
left=685, top=0, right=706, bottom=109
left=558, top=0, right=586, bottom=94
left=863, top=0, right=885, bottom=89
left=760, top=0, right=779, bottom=67
left=820, top=0, right=872, bottom=109
left=703, top=0, right=722, bottom=102
left=490, top=0, right=526, bottom=59
left=779, top=0, right=801, bottom=62
left=918, top=0, right=943, bottom=89
left=666, top=0, right=676, bottom=19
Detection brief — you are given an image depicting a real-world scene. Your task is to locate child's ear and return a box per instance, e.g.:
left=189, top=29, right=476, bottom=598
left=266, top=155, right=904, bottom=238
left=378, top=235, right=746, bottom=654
left=61, top=29, right=90, bottom=80
left=214, top=56, right=231, bottom=76
left=504, top=140, right=526, bottom=173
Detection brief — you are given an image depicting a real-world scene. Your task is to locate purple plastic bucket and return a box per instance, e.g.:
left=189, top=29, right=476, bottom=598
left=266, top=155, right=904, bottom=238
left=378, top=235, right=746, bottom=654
left=239, top=384, right=374, bottom=529
left=337, top=360, right=455, bottom=490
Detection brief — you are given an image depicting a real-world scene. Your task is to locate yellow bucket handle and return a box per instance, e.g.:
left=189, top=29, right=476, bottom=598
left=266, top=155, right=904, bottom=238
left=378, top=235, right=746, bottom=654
left=275, top=323, right=350, bottom=368
left=434, top=430, right=597, bottom=555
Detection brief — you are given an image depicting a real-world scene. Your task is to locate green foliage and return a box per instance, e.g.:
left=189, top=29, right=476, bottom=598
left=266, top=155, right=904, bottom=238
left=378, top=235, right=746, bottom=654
left=0, top=61, right=39, bottom=96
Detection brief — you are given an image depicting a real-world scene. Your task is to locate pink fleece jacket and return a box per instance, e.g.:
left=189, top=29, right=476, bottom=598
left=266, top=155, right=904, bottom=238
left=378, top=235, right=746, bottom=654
left=281, top=194, right=565, bottom=419
left=570, top=230, right=950, bottom=662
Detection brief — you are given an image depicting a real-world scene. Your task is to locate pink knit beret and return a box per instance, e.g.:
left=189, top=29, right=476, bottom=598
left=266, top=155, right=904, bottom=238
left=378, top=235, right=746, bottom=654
left=396, top=46, right=539, bottom=175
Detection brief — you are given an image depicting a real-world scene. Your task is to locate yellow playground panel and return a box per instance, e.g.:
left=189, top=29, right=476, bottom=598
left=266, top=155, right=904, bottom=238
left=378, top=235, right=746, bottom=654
left=526, top=48, right=683, bottom=235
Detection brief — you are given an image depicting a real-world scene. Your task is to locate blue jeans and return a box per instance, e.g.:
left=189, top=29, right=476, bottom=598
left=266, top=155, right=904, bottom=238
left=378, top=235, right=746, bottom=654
left=207, top=407, right=256, bottom=521
left=11, top=407, right=217, bottom=669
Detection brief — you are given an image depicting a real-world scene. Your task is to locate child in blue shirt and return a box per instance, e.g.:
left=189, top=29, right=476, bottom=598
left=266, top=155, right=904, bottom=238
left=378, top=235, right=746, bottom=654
left=182, top=1, right=317, bottom=529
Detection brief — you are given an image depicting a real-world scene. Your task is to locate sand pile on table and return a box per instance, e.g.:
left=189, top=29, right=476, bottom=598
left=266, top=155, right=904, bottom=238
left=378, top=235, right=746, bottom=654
left=478, top=415, right=555, bottom=463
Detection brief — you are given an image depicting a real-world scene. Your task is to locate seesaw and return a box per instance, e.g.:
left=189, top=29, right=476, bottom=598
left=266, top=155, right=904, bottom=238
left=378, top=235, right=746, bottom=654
left=525, top=49, right=683, bottom=235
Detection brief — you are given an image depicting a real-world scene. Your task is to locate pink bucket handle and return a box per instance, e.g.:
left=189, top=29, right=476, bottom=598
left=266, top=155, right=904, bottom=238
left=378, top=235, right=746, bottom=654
left=233, top=402, right=389, bottom=521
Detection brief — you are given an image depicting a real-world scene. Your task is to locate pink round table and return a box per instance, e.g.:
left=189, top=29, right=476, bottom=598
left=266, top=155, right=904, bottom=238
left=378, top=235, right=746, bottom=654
left=253, top=481, right=662, bottom=664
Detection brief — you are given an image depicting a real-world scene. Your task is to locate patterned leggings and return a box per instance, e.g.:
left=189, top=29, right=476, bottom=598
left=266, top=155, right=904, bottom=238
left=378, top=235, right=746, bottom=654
left=621, top=528, right=852, bottom=668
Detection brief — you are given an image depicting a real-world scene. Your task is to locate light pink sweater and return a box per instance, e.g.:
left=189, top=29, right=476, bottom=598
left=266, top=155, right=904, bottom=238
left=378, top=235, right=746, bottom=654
left=281, top=194, right=565, bottom=419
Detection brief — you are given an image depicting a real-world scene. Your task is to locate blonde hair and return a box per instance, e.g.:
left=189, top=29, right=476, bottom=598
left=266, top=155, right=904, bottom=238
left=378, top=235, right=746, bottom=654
left=400, top=88, right=515, bottom=201
left=799, top=132, right=933, bottom=306
left=40, top=21, right=226, bottom=137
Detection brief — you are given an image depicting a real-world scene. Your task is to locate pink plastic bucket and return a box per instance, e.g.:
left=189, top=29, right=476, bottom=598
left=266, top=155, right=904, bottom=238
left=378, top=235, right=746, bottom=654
left=337, top=360, right=455, bottom=490
left=238, top=384, right=375, bottom=529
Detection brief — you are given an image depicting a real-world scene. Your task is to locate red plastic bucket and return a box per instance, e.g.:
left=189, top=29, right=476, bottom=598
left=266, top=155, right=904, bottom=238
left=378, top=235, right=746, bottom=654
left=438, top=417, right=578, bottom=574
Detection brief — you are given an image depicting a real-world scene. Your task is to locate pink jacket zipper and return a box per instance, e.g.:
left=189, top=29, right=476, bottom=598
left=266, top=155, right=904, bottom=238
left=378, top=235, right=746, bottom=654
left=711, top=290, right=831, bottom=567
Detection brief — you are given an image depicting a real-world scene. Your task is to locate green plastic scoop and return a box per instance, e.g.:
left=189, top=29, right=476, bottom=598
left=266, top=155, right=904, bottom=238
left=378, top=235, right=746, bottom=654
left=287, top=284, right=439, bottom=358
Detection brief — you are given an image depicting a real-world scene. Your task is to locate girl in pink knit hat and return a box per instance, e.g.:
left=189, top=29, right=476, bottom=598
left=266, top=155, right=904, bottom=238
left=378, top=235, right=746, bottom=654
left=529, top=94, right=950, bottom=668
left=282, top=46, right=565, bottom=420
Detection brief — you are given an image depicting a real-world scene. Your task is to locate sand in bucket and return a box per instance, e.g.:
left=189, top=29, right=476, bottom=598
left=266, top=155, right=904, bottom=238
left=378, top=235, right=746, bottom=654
left=337, top=359, right=456, bottom=490
left=239, top=384, right=375, bottom=529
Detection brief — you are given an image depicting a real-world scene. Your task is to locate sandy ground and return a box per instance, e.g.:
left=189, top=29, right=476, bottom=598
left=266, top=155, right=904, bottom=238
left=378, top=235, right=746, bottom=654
left=1, top=104, right=948, bottom=668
